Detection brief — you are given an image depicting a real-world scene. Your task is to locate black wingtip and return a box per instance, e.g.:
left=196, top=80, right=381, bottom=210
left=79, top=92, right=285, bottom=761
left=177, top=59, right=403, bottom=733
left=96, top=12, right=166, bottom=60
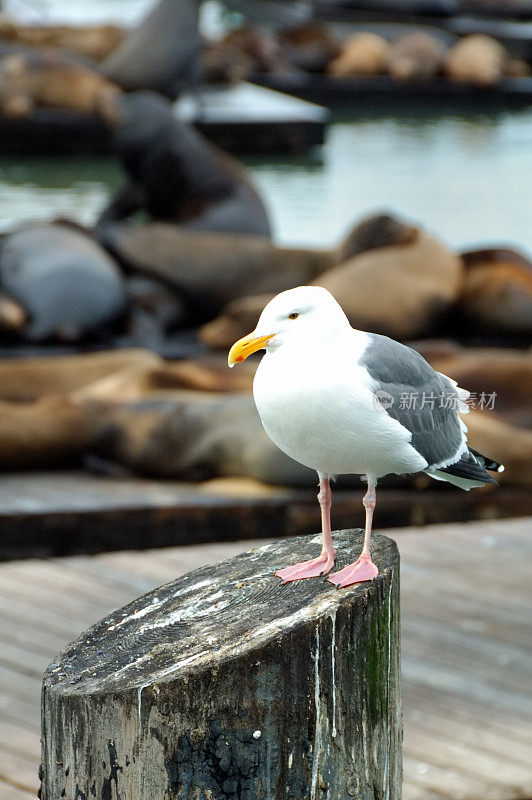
left=468, top=447, right=504, bottom=474
left=438, top=448, right=501, bottom=485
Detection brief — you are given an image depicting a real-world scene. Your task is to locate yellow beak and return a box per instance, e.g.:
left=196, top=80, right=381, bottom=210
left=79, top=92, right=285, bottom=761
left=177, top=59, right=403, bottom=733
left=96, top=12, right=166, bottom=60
left=228, top=331, right=274, bottom=367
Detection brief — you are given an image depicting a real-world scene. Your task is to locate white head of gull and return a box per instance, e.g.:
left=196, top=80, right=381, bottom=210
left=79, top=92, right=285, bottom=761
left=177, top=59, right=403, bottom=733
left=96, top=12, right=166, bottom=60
left=228, top=286, right=503, bottom=588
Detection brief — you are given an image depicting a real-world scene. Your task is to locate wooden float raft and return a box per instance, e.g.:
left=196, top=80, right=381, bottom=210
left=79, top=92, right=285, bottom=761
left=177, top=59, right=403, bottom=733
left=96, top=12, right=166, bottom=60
left=251, top=73, right=532, bottom=110
left=0, top=83, right=328, bottom=157
left=0, top=471, right=531, bottom=561
left=313, top=0, right=532, bottom=24
left=0, top=517, right=531, bottom=798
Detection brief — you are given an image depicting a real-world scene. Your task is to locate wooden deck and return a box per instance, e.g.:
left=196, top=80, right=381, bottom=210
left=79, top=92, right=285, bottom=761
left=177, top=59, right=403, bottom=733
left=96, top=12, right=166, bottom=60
left=2, top=471, right=531, bottom=561
left=1, top=517, right=531, bottom=799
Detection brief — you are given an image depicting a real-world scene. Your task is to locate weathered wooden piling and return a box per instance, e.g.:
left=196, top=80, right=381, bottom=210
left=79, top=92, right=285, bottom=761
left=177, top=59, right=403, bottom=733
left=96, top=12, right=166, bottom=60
left=41, top=530, right=401, bottom=800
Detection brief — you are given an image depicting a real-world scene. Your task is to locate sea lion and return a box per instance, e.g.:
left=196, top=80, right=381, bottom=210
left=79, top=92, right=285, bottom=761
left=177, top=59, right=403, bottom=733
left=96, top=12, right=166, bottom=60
left=278, top=21, right=340, bottom=73
left=313, top=228, right=464, bottom=340
left=97, top=216, right=368, bottom=322
left=201, top=25, right=290, bottom=84
left=0, top=223, right=127, bottom=342
left=0, top=17, right=125, bottom=62
left=100, top=0, right=200, bottom=97
left=74, top=356, right=254, bottom=403
left=327, top=32, right=390, bottom=77
left=198, top=212, right=429, bottom=347
left=0, top=49, right=121, bottom=120
left=199, top=293, right=276, bottom=349
left=87, top=390, right=316, bottom=486
left=124, top=276, right=189, bottom=347
left=0, top=349, right=162, bottom=401
left=422, top=345, right=532, bottom=429
left=443, top=34, right=507, bottom=86
left=0, top=395, right=96, bottom=470
left=457, top=248, right=532, bottom=340
left=388, top=31, right=445, bottom=81
left=97, top=91, right=271, bottom=237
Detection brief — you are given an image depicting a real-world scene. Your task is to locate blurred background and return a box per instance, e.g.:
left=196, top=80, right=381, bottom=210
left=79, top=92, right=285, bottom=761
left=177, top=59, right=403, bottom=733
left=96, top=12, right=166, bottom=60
left=0, top=2, right=531, bottom=799
left=0, top=0, right=530, bottom=557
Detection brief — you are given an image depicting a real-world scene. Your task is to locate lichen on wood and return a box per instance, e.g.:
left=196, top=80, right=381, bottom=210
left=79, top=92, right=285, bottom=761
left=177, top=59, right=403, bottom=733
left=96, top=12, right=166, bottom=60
left=41, top=529, right=401, bottom=800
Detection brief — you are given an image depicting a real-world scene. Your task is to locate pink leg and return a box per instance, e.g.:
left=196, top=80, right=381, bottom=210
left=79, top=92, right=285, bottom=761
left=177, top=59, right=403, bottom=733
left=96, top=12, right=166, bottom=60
left=276, top=474, right=337, bottom=583
left=327, top=477, right=379, bottom=588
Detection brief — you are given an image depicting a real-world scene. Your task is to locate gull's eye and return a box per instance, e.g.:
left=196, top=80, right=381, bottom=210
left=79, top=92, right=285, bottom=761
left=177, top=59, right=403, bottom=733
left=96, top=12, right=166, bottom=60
left=288, top=312, right=299, bottom=320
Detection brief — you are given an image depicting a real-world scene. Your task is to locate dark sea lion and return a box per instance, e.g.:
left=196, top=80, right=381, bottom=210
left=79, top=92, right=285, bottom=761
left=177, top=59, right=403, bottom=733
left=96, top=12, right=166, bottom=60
left=0, top=18, right=125, bottom=62
left=201, top=25, right=289, bottom=84
left=339, top=211, right=419, bottom=254
left=0, top=49, right=121, bottom=119
left=278, top=21, right=340, bottom=73
left=97, top=216, right=368, bottom=321
left=125, top=276, right=188, bottom=346
left=88, top=390, right=315, bottom=486
left=97, top=91, right=271, bottom=237
left=100, top=0, right=200, bottom=97
left=0, top=223, right=127, bottom=342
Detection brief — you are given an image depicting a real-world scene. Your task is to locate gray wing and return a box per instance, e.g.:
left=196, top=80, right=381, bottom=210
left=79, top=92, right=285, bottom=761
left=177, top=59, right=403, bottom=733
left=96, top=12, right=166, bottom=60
left=361, top=333, right=464, bottom=467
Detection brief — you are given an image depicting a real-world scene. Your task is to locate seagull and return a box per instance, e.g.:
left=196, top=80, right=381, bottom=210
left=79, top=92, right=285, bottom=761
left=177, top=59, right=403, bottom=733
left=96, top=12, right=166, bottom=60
left=228, top=286, right=503, bottom=588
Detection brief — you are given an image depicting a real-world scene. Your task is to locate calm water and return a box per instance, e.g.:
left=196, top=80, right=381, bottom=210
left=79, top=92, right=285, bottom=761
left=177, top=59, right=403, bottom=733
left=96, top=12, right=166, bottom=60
left=1, top=110, right=531, bottom=254
left=1, top=0, right=532, bottom=253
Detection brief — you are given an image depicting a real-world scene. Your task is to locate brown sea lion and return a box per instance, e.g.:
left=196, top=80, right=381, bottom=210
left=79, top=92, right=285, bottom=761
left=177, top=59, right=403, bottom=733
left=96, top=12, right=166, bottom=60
left=0, top=395, right=96, bottom=470
left=313, top=229, right=463, bottom=340
left=0, top=349, right=162, bottom=401
left=97, top=91, right=271, bottom=237
left=74, top=356, right=254, bottom=403
left=457, top=248, right=532, bottom=336
left=388, top=32, right=445, bottom=81
left=414, top=343, right=532, bottom=428
left=465, top=409, right=532, bottom=488
left=0, top=223, right=127, bottom=342
left=0, top=49, right=121, bottom=120
left=199, top=293, right=277, bottom=349
left=0, top=17, right=125, bottom=62
left=443, top=35, right=507, bottom=86
left=327, top=32, right=390, bottom=77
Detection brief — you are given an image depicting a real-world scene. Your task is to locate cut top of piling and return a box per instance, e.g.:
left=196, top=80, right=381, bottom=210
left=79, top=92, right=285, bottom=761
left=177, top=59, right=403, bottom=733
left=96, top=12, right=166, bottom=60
left=44, top=530, right=398, bottom=696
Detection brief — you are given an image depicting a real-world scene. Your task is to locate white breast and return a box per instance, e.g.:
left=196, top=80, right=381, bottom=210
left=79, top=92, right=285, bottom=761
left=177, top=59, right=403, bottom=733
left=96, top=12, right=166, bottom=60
left=253, top=333, right=427, bottom=480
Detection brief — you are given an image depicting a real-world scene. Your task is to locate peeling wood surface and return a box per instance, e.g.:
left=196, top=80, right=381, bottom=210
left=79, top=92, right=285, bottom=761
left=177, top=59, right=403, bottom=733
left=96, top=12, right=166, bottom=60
left=41, top=531, right=401, bottom=800
left=0, top=517, right=531, bottom=799
left=1, top=471, right=531, bottom=560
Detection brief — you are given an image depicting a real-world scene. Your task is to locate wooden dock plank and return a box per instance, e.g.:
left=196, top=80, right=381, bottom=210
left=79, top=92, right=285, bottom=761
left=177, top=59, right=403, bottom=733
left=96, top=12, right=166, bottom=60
left=0, top=518, right=530, bottom=800
left=2, top=471, right=531, bottom=561
left=0, top=779, right=36, bottom=800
